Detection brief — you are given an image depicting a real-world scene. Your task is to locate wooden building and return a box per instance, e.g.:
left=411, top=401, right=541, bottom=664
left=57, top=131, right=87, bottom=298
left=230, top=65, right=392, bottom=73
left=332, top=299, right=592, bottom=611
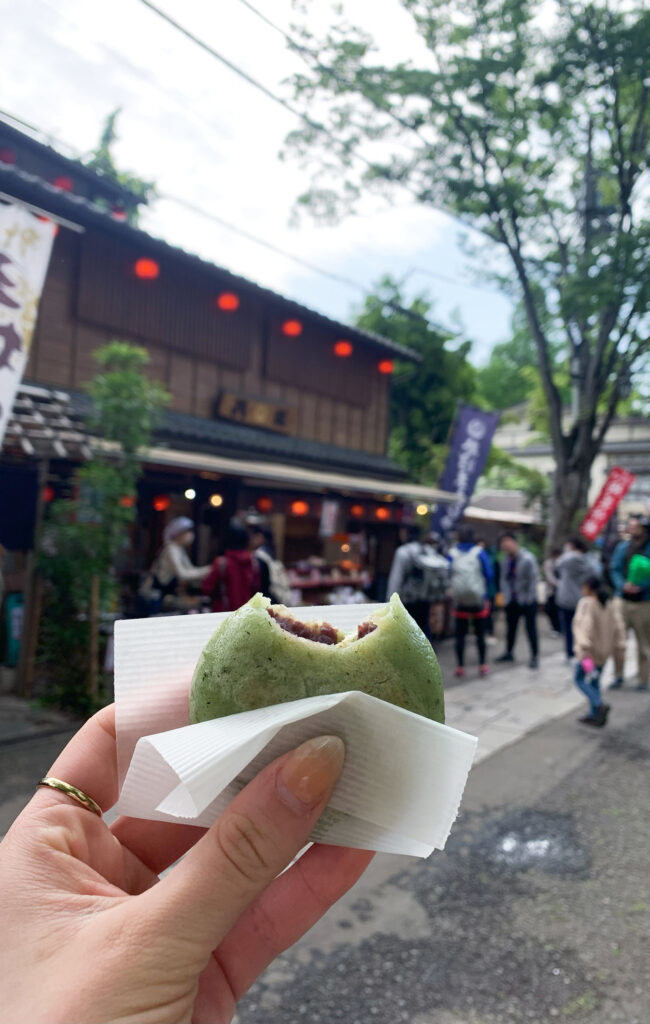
left=0, top=121, right=456, bottom=604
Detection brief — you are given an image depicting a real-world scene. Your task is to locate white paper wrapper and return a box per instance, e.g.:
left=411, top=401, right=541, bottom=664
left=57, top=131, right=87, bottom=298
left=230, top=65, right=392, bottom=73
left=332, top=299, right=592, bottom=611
left=114, top=604, right=477, bottom=858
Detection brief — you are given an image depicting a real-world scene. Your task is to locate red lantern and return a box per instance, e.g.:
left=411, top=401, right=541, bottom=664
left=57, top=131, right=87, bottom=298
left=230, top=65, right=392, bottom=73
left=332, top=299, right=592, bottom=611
left=350, top=504, right=365, bottom=518
left=0, top=148, right=15, bottom=164
left=282, top=319, right=303, bottom=337
left=152, top=494, right=171, bottom=511
left=119, top=495, right=136, bottom=508
left=43, top=485, right=55, bottom=503
left=378, top=359, right=394, bottom=375
left=256, top=496, right=274, bottom=513
left=375, top=506, right=390, bottom=521
left=334, top=340, right=353, bottom=358
left=290, top=499, right=310, bottom=516
left=216, top=292, right=240, bottom=312
left=111, top=207, right=128, bottom=220
left=134, top=258, right=160, bottom=280
left=52, top=175, right=73, bottom=191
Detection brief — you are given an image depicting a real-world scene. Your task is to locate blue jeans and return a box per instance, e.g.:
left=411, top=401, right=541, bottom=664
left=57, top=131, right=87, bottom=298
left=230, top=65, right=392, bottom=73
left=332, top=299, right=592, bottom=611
left=558, top=606, right=575, bottom=658
left=574, top=662, right=603, bottom=716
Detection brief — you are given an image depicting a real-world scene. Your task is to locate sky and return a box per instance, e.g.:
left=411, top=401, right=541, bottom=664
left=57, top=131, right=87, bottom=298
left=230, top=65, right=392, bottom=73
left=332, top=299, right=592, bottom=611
left=0, top=0, right=517, bottom=362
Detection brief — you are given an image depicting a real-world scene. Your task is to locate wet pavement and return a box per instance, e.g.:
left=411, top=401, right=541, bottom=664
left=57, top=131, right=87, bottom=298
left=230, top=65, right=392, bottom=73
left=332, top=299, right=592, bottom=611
left=236, top=695, right=650, bottom=1024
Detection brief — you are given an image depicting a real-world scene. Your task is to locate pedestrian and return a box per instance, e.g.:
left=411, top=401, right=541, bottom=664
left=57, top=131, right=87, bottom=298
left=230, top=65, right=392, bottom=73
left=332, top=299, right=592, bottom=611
left=609, top=514, right=650, bottom=691
left=477, top=537, right=498, bottom=642
left=140, top=516, right=210, bottom=613
left=387, top=526, right=449, bottom=636
left=572, top=574, right=623, bottom=727
left=249, top=525, right=293, bottom=605
left=495, top=531, right=540, bottom=669
left=449, top=526, right=494, bottom=677
left=426, top=531, right=448, bottom=639
left=0, top=705, right=371, bottom=1023
left=555, top=536, right=598, bottom=661
left=202, top=519, right=262, bottom=612
left=542, top=547, right=562, bottom=635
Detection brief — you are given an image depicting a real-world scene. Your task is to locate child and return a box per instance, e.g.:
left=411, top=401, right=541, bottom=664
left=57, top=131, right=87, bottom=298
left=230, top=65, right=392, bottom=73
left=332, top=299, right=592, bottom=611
left=572, top=575, right=622, bottom=727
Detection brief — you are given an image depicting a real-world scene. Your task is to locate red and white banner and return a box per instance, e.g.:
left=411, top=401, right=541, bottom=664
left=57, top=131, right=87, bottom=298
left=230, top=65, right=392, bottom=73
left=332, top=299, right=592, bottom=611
left=0, top=203, right=56, bottom=447
left=579, top=466, right=636, bottom=540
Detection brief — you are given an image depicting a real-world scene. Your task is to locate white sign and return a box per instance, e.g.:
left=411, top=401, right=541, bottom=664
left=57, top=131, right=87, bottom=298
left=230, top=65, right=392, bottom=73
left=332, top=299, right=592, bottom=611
left=0, top=204, right=55, bottom=446
left=319, top=497, right=340, bottom=537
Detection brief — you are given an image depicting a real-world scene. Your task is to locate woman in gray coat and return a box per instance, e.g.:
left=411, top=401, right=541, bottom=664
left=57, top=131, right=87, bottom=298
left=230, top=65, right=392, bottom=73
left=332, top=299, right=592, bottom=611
left=556, top=536, right=599, bottom=660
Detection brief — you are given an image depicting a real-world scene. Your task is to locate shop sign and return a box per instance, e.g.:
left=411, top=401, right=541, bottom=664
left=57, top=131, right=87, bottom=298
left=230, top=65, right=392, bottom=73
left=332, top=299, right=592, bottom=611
left=0, top=203, right=55, bottom=446
left=216, top=391, right=296, bottom=434
left=319, top=498, right=340, bottom=537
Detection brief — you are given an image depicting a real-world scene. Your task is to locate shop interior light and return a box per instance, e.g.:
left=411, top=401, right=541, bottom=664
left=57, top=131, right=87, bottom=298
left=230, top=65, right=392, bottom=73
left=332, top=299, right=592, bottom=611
left=341, top=543, right=351, bottom=553
left=134, top=258, right=160, bottom=280
left=334, top=339, right=353, bottom=358
left=282, top=319, right=303, bottom=337
left=378, top=359, right=394, bottom=375
left=375, top=506, right=390, bottom=521
left=256, top=496, right=274, bottom=513
left=152, top=494, right=171, bottom=511
left=416, top=503, right=429, bottom=516
left=216, top=291, right=240, bottom=311
left=119, top=495, right=136, bottom=508
left=290, top=499, right=310, bottom=516
left=350, top=504, right=365, bottom=518
left=52, top=175, right=73, bottom=191
left=184, top=488, right=196, bottom=500
left=209, top=493, right=224, bottom=508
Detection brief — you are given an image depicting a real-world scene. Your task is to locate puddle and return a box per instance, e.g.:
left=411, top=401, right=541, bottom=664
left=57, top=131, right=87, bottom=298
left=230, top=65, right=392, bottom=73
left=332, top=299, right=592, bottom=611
left=476, top=810, right=589, bottom=875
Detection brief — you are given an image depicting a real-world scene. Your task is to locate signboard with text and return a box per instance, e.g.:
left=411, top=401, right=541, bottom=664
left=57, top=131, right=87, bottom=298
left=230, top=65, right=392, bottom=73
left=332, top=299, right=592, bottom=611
left=0, top=204, right=55, bottom=446
left=579, top=466, right=636, bottom=540
left=216, top=390, right=296, bottom=435
left=431, top=406, right=500, bottom=537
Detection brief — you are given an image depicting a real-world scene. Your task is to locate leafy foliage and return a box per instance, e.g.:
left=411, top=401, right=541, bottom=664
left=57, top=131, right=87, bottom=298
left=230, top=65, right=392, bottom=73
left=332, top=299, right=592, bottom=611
left=284, top=0, right=650, bottom=547
left=38, top=343, right=169, bottom=712
left=354, top=276, right=476, bottom=483
left=85, top=109, right=156, bottom=223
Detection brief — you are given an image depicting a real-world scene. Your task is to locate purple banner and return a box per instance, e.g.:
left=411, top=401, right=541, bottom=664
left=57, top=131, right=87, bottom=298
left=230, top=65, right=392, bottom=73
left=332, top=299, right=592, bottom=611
left=432, top=406, right=500, bottom=536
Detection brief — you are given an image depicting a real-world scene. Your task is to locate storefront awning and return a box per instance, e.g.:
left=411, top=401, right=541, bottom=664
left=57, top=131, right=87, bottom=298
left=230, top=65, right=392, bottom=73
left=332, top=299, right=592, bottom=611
left=143, top=444, right=460, bottom=505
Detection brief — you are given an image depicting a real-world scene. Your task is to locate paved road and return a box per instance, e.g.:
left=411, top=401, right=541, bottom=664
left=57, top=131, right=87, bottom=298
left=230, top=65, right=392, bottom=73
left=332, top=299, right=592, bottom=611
left=236, top=692, right=650, bottom=1024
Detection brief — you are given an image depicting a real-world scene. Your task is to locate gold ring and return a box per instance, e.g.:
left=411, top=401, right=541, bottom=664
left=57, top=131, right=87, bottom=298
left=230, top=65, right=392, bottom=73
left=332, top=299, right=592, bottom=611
left=37, top=777, right=102, bottom=817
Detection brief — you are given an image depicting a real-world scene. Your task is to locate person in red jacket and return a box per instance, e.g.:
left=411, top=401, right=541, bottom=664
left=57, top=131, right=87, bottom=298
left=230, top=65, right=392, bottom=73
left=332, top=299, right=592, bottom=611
left=202, top=520, right=261, bottom=612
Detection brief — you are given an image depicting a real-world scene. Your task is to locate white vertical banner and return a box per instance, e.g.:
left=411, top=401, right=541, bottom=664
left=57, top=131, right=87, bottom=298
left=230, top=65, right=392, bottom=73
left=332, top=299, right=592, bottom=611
left=0, top=203, right=56, bottom=446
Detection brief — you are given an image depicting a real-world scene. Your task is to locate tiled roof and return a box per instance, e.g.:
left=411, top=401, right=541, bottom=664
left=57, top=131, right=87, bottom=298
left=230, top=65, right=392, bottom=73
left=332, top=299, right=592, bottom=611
left=64, top=389, right=407, bottom=480
left=0, top=158, right=420, bottom=363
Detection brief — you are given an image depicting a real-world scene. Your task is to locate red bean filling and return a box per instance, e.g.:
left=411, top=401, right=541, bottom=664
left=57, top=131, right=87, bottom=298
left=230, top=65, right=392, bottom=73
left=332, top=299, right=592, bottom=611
left=357, top=620, right=377, bottom=638
left=268, top=607, right=340, bottom=645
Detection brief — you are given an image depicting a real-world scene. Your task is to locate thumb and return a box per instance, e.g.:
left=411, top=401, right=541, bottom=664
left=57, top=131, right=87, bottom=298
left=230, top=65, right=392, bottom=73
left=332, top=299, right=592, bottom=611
left=140, top=735, right=345, bottom=954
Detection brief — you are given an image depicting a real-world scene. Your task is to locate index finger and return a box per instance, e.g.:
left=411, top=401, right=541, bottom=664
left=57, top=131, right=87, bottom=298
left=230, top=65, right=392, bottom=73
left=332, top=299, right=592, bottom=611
left=35, top=704, right=118, bottom=814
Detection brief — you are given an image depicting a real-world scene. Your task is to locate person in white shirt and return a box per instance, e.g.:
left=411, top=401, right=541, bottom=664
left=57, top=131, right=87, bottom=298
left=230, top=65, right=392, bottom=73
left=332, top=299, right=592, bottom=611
left=153, top=517, right=210, bottom=599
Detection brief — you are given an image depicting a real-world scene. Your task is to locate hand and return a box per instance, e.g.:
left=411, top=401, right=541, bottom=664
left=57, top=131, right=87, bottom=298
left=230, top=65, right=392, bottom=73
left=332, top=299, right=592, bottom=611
left=0, top=706, right=372, bottom=1024
left=623, top=582, right=641, bottom=595
left=581, top=656, right=595, bottom=674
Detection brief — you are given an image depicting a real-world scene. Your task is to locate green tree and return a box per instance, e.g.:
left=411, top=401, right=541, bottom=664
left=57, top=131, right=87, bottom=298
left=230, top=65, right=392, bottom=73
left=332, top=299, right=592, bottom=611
left=354, top=276, right=476, bottom=483
left=284, top=0, right=650, bottom=549
left=38, top=342, right=169, bottom=712
left=85, top=109, right=156, bottom=223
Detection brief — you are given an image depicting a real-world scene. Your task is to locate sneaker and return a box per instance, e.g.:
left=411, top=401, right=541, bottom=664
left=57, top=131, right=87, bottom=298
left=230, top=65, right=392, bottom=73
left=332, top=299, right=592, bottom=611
left=609, top=677, right=624, bottom=690
left=595, top=703, right=611, bottom=727
left=479, top=664, right=490, bottom=677
left=454, top=666, right=466, bottom=678
left=578, top=714, right=598, bottom=726
left=635, top=683, right=649, bottom=692
left=529, top=656, right=539, bottom=669
left=495, top=652, right=514, bottom=663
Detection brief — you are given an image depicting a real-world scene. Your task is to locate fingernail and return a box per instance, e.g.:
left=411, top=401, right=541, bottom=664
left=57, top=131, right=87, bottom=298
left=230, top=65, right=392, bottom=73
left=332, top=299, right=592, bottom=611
left=277, top=735, right=345, bottom=813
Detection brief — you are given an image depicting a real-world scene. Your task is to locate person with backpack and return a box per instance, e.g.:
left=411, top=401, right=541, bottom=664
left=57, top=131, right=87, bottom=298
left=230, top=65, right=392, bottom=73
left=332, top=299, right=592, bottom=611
left=249, top=525, right=293, bottom=606
left=202, top=520, right=262, bottom=612
left=449, top=526, right=494, bottom=678
left=609, top=514, right=650, bottom=691
left=387, top=527, right=450, bottom=636
left=571, top=574, right=623, bottom=727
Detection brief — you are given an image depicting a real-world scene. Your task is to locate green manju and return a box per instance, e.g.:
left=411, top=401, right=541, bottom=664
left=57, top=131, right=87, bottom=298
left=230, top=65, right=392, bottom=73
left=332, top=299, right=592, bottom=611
left=190, top=593, right=444, bottom=724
